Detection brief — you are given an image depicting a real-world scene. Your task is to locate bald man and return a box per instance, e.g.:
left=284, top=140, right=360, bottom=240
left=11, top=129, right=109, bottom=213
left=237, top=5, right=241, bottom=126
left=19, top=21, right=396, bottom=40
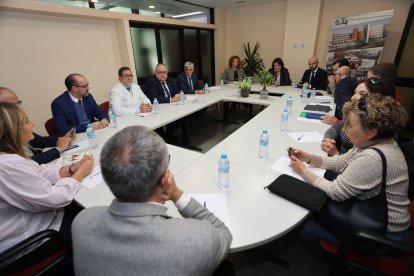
left=300, top=56, right=328, bottom=90
left=0, top=87, right=75, bottom=164
left=333, top=66, right=357, bottom=120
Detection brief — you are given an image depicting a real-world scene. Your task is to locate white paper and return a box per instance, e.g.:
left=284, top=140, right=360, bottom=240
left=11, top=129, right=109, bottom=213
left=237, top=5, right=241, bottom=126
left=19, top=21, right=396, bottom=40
left=190, top=193, right=230, bottom=227
left=135, top=111, right=153, bottom=117
left=287, top=131, right=324, bottom=143
left=81, top=165, right=103, bottom=189
left=271, top=156, right=326, bottom=180
left=63, top=140, right=90, bottom=154
left=315, top=95, right=334, bottom=103
left=208, top=86, right=222, bottom=91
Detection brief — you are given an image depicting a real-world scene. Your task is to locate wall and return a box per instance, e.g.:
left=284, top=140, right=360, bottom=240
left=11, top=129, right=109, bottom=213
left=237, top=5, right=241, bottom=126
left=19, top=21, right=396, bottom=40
left=224, top=1, right=287, bottom=74
left=316, top=0, right=413, bottom=66
left=0, top=11, right=122, bottom=135
left=214, top=8, right=227, bottom=84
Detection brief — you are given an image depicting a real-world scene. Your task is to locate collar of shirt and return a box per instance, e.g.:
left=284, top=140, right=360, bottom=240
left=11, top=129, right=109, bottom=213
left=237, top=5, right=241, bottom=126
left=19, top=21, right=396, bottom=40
left=312, top=67, right=319, bottom=74
left=68, top=92, right=82, bottom=104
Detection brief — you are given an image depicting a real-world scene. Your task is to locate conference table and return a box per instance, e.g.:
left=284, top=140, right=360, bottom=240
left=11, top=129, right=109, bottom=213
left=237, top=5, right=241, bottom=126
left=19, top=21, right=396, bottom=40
left=69, top=84, right=334, bottom=252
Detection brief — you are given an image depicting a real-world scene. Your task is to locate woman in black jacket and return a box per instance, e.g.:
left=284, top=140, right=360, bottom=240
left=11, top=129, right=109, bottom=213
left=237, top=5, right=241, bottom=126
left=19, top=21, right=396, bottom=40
left=268, top=57, right=291, bottom=86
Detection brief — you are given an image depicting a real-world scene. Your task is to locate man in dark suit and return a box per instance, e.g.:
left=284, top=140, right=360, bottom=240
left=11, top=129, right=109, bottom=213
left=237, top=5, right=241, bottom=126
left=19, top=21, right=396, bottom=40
left=0, top=87, right=75, bottom=164
left=177, top=61, right=204, bottom=94
left=300, top=56, right=328, bottom=90
left=51, top=73, right=109, bottom=135
left=334, top=66, right=357, bottom=120
left=145, top=64, right=180, bottom=104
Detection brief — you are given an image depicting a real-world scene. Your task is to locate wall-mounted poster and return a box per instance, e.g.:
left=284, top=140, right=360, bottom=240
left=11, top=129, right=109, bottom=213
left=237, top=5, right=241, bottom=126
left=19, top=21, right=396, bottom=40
left=326, top=10, right=394, bottom=81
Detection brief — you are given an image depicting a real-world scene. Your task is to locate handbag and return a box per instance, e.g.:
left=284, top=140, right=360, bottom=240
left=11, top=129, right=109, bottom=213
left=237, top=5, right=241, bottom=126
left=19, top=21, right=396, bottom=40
left=265, top=174, right=327, bottom=212
left=316, top=148, right=388, bottom=243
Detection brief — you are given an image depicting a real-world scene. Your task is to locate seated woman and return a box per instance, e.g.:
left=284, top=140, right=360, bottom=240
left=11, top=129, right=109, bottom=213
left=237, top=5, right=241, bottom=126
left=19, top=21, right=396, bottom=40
left=290, top=95, right=410, bottom=251
left=321, top=77, right=396, bottom=156
left=0, top=103, right=94, bottom=253
left=268, top=57, right=290, bottom=86
left=220, top=55, right=246, bottom=84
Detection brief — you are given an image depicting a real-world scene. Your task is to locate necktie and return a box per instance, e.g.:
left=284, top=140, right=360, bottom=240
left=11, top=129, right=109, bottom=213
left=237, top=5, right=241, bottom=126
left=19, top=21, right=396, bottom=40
left=78, top=99, right=82, bottom=105
left=310, top=71, right=315, bottom=83
left=126, top=87, right=132, bottom=93
left=188, top=77, right=193, bottom=90
left=162, top=82, right=170, bottom=98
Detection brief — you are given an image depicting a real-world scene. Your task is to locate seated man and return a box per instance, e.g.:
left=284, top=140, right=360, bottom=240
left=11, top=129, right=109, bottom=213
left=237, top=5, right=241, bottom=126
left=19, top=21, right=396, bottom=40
left=326, top=58, right=350, bottom=95
left=0, top=87, right=75, bottom=164
left=177, top=61, right=204, bottom=94
left=300, top=56, right=328, bottom=90
left=333, top=66, right=357, bottom=120
left=110, top=66, right=152, bottom=116
left=72, top=126, right=232, bottom=275
left=51, top=73, right=109, bottom=135
left=145, top=63, right=180, bottom=104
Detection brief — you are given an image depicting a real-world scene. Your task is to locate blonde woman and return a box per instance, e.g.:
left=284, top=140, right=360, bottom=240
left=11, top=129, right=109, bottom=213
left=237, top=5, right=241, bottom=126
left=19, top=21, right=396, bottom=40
left=220, top=55, right=246, bottom=84
left=0, top=103, right=94, bottom=253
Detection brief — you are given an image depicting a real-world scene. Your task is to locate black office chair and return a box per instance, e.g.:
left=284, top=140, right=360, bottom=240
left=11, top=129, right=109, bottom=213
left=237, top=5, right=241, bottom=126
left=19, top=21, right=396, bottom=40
left=0, top=229, right=73, bottom=275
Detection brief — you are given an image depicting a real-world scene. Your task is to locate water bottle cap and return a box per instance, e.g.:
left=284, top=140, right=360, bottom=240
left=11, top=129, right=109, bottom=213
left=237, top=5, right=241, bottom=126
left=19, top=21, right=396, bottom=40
left=86, top=123, right=91, bottom=128
left=288, top=96, right=292, bottom=99
left=221, top=153, right=227, bottom=159
left=262, top=130, right=268, bottom=134
left=283, top=108, right=288, bottom=112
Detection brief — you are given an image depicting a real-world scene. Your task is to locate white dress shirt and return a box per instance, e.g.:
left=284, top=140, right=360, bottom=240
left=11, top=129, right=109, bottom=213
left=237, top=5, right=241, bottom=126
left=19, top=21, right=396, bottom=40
left=109, top=82, right=151, bottom=116
left=0, top=153, right=81, bottom=252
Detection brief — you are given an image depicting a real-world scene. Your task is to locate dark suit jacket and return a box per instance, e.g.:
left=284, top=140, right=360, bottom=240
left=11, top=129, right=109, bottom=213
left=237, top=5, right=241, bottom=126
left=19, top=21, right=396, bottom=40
left=268, top=67, right=291, bottom=86
left=51, top=91, right=108, bottom=135
left=29, top=133, right=60, bottom=165
left=145, top=76, right=179, bottom=104
left=300, top=67, right=328, bottom=90
left=334, top=76, right=358, bottom=119
left=177, top=73, right=203, bottom=94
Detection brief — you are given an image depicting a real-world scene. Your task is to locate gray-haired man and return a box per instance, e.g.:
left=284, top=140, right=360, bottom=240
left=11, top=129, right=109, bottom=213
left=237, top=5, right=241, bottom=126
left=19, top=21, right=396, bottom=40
left=72, top=126, right=232, bottom=275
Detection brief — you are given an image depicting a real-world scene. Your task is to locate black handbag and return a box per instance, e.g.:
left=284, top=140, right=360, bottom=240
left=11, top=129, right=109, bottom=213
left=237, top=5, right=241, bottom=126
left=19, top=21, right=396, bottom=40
left=316, top=148, right=388, bottom=243
left=265, top=174, right=327, bottom=212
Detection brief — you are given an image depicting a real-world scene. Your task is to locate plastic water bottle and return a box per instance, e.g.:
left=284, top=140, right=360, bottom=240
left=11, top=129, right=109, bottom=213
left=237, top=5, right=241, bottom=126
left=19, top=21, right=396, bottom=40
left=287, top=96, right=293, bottom=115
left=218, top=153, right=229, bottom=189
left=108, top=107, right=117, bottom=128
left=220, top=79, right=224, bottom=89
left=86, top=123, right=98, bottom=149
left=258, top=130, right=269, bottom=158
left=179, top=90, right=185, bottom=105
left=204, top=83, right=209, bottom=94
left=280, top=108, right=289, bottom=131
left=302, top=82, right=307, bottom=103
left=153, top=98, right=159, bottom=114
left=310, top=88, right=316, bottom=103
left=291, top=80, right=296, bottom=91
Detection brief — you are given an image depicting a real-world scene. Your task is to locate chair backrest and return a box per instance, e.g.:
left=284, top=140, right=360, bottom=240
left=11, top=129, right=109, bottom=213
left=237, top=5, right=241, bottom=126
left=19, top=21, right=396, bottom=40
left=410, top=200, right=414, bottom=230
left=44, top=117, right=55, bottom=136
left=99, top=101, right=109, bottom=113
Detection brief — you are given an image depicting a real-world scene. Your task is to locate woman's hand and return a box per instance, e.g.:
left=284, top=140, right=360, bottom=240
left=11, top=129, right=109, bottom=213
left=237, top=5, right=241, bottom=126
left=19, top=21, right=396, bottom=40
left=321, top=138, right=339, bottom=156
left=320, top=115, right=338, bottom=125
left=288, top=147, right=311, bottom=163
left=290, top=155, right=307, bottom=177
left=60, top=155, right=94, bottom=182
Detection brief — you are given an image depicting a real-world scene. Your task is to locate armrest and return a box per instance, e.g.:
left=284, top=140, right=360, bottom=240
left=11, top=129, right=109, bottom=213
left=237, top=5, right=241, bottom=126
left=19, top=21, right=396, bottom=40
left=0, top=229, right=66, bottom=267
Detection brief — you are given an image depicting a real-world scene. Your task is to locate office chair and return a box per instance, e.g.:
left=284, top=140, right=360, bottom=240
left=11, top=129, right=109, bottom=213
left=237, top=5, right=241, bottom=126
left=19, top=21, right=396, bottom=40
left=44, top=117, right=55, bottom=136
left=0, top=229, right=73, bottom=275
left=99, top=101, right=109, bottom=114
left=319, top=200, right=414, bottom=275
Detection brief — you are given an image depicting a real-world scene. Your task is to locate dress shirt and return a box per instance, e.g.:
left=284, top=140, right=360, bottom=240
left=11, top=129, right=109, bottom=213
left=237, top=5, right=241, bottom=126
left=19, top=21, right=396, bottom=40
left=0, top=153, right=81, bottom=252
left=161, top=82, right=171, bottom=97
left=109, top=82, right=151, bottom=116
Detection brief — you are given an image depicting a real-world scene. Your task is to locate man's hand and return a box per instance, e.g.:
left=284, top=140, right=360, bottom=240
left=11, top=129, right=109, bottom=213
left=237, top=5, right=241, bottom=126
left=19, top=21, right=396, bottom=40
left=93, top=119, right=109, bottom=129
left=195, top=89, right=204, bottom=95
left=171, top=94, right=180, bottom=103
left=56, top=136, right=72, bottom=152
left=160, top=170, right=183, bottom=203
left=140, top=103, right=153, bottom=113
left=328, top=75, right=335, bottom=84
left=64, top=128, right=76, bottom=143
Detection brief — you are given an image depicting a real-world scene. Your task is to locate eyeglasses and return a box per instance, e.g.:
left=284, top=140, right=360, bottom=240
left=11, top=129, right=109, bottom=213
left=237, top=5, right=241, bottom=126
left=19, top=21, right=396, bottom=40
left=122, top=74, right=134, bottom=78
left=15, top=100, right=22, bottom=106
left=156, top=71, right=168, bottom=74
left=370, top=77, right=383, bottom=84
left=75, top=83, right=89, bottom=89
left=358, top=95, right=368, bottom=112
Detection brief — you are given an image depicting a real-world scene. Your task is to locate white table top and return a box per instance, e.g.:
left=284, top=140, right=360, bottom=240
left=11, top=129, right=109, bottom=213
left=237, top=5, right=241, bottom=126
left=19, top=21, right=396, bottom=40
left=71, top=84, right=334, bottom=252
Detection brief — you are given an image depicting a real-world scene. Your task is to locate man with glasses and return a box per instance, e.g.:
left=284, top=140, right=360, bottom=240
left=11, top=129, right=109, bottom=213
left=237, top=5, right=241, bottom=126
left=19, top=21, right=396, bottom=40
left=52, top=73, right=109, bottom=135
left=327, top=58, right=351, bottom=95
left=0, top=87, right=75, bottom=164
left=333, top=66, right=357, bottom=120
left=72, top=126, right=232, bottom=275
left=110, top=66, right=152, bottom=116
left=145, top=63, right=180, bottom=104
left=299, top=56, right=328, bottom=90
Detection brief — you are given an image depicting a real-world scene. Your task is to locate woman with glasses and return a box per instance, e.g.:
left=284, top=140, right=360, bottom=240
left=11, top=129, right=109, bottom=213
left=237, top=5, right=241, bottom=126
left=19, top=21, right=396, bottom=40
left=0, top=103, right=94, bottom=253
left=289, top=95, right=410, bottom=250
left=220, top=55, right=246, bottom=84
left=268, top=57, right=291, bottom=86
left=321, top=77, right=396, bottom=157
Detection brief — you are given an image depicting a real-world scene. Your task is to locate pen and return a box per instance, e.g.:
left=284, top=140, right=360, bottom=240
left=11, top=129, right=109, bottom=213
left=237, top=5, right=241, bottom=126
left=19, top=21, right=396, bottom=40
left=64, top=144, right=79, bottom=151
left=203, top=201, right=206, bottom=208
left=297, top=134, right=305, bottom=141
left=89, top=171, right=101, bottom=179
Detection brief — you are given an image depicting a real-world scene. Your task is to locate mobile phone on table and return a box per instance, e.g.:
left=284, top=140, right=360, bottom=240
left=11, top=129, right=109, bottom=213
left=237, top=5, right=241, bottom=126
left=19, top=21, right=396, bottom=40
left=287, top=147, right=299, bottom=159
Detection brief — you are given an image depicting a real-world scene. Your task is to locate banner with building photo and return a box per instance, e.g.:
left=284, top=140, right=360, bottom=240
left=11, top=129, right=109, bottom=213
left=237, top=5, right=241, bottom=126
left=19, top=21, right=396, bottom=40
left=326, top=10, right=394, bottom=81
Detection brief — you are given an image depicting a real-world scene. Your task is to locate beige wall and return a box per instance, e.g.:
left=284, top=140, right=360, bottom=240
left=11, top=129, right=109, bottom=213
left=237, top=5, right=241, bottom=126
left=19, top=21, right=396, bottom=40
left=224, top=1, right=287, bottom=74
left=316, top=0, right=413, bottom=66
left=0, top=11, right=122, bottom=135
left=214, top=8, right=227, bottom=84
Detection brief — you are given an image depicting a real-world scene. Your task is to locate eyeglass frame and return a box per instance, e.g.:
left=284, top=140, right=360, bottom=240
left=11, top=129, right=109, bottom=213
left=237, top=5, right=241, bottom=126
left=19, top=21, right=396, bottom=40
left=75, top=83, right=89, bottom=89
